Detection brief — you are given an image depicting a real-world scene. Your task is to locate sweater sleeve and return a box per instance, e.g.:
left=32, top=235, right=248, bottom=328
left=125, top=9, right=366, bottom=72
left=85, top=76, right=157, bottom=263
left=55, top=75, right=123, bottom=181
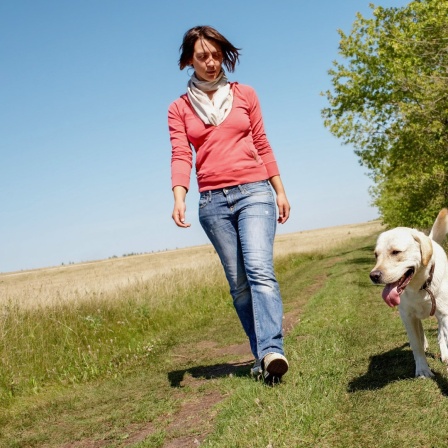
left=168, top=99, right=193, bottom=191
left=246, top=86, right=280, bottom=178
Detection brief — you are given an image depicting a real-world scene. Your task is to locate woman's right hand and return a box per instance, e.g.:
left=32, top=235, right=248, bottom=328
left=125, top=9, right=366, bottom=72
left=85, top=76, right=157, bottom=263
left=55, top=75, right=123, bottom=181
left=172, top=186, right=191, bottom=228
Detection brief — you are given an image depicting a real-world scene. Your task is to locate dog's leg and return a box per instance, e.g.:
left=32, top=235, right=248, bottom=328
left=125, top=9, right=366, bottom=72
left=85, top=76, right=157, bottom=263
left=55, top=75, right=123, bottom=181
left=415, top=319, right=429, bottom=352
left=400, top=311, right=434, bottom=378
left=423, top=333, right=429, bottom=353
left=437, top=315, right=448, bottom=364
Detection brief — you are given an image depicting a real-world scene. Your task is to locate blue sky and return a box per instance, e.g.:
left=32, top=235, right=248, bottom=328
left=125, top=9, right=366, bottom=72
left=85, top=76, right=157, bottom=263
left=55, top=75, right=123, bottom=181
left=0, top=0, right=408, bottom=273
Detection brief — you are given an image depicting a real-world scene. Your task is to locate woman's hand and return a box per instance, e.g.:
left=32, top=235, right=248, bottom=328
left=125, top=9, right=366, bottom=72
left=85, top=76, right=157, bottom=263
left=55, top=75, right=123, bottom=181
left=276, top=192, right=290, bottom=224
left=269, top=175, right=291, bottom=224
left=172, top=186, right=191, bottom=228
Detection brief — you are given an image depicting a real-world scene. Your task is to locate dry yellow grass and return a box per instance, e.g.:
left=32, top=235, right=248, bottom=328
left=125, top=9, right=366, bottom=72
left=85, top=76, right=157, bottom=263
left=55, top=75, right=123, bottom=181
left=273, top=220, right=382, bottom=257
left=0, top=220, right=383, bottom=308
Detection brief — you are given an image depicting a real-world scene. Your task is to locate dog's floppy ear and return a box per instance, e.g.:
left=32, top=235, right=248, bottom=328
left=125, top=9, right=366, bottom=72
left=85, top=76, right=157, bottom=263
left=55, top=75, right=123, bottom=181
left=410, top=229, right=433, bottom=266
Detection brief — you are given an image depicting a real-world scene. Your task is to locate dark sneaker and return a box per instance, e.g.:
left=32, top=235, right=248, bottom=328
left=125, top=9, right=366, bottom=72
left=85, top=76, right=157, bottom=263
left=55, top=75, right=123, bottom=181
left=262, top=353, right=289, bottom=385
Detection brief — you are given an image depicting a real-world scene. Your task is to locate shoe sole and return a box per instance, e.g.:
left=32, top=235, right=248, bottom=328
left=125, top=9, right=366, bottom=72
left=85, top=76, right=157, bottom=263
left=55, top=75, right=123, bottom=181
left=265, top=358, right=289, bottom=377
left=263, top=357, right=289, bottom=384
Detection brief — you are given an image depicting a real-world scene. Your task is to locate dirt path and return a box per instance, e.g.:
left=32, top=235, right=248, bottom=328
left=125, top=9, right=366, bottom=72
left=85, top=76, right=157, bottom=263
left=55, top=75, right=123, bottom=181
left=124, top=266, right=332, bottom=447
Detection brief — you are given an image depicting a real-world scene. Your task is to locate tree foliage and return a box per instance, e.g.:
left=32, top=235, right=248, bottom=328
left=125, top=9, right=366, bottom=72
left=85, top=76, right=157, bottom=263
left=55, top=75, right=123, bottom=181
left=322, top=0, right=448, bottom=228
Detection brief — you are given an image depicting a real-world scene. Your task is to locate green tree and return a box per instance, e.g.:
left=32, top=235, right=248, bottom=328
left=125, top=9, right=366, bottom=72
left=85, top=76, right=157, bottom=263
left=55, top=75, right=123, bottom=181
left=322, top=0, right=448, bottom=228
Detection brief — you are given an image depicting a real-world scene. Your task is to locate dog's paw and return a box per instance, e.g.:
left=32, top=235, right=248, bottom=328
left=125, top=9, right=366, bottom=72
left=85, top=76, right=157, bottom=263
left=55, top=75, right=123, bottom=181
left=415, top=367, right=434, bottom=378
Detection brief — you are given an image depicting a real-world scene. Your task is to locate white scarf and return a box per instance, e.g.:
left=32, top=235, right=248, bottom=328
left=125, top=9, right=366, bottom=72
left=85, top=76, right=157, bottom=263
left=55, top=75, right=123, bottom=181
left=187, top=70, right=233, bottom=126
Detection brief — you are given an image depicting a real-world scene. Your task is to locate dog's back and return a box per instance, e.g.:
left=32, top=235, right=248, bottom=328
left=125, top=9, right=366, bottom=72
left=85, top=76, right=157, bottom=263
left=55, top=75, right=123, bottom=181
left=429, top=208, right=448, bottom=245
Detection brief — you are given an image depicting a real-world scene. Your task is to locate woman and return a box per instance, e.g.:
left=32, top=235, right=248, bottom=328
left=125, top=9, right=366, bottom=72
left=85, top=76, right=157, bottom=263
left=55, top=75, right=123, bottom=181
left=168, top=26, right=291, bottom=384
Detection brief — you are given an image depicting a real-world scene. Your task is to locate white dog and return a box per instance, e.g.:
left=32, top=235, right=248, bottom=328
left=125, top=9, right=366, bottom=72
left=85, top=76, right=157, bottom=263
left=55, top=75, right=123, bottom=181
left=370, top=208, right=448, bottom=378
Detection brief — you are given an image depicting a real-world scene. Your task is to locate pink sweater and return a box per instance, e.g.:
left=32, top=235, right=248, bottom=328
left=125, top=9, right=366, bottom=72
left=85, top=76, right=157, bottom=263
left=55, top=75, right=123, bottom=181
left=168, top=82, right=280, bottom=192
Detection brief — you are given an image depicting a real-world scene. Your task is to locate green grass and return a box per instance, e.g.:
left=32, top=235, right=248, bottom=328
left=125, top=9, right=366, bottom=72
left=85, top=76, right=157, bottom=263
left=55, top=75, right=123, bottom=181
left=2, top=233, right=448, bottom=447
left=0, top=266, right=234, bottom=404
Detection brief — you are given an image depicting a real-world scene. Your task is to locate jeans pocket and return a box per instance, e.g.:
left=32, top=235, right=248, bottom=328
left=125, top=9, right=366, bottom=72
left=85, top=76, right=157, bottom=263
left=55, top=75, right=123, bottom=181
left=199, top=193, right=209, bottom=209
left=241, top=181, right=273, bottom=198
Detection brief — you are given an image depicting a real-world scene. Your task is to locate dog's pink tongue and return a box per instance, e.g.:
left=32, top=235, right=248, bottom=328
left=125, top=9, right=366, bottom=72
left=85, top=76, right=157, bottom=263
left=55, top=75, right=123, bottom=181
left=382, top=282, right=401, bottom=307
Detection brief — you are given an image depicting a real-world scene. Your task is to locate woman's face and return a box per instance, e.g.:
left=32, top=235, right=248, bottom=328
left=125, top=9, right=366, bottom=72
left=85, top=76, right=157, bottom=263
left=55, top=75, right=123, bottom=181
left=190, top=38, right=223, bottom=82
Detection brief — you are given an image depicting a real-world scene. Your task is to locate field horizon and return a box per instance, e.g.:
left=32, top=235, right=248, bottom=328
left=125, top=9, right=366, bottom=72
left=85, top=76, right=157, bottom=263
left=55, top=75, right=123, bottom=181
left=1, top=220, right=382, bottom=309
left=2, top=219, right=382, bottom=277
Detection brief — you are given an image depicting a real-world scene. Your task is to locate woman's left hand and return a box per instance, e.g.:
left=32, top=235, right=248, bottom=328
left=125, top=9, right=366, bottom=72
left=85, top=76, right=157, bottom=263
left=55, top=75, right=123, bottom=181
left=269, top=175, right=291, bottom=224
left=276, top=193, right=290, bottom=224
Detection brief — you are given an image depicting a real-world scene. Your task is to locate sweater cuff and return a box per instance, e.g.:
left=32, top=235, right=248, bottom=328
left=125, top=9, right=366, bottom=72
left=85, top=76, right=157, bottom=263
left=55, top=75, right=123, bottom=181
left=264, top=161, right=280, bottom=179
left=171, top=173, right=191, bottom=191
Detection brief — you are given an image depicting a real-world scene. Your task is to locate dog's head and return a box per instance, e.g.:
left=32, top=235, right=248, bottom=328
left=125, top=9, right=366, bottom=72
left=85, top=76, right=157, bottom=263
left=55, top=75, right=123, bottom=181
left=369, top=227, right=433, bottom=307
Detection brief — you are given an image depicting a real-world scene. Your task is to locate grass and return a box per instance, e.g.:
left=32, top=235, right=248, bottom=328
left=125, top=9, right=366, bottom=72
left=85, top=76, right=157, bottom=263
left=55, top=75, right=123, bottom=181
left=0, top=265, right=233, bottom=403
left=2, top=225, right=448, bottom=447
left=205, top=242, right=448, bottom=448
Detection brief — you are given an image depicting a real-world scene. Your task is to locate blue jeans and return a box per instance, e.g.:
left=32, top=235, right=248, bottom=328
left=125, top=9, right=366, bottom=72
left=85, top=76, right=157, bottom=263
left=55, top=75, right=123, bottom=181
left=198, top=180, right=285, bottom=360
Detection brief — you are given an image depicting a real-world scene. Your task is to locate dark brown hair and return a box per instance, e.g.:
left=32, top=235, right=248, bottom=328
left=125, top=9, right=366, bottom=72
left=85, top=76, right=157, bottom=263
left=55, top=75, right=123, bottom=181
left=178, top=26, right=241, bottom=72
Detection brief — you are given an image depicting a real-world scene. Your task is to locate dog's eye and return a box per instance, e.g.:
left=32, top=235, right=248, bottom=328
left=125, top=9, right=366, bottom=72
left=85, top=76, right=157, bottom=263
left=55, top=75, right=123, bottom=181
left=374, top=252, right=378, bottom=259
left=391, top=250, right=401, bottom=256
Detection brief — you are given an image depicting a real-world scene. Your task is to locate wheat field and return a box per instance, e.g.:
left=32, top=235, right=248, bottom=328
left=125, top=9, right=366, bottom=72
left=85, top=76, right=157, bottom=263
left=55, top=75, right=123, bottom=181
left=0, top=220, right=382, bottom=309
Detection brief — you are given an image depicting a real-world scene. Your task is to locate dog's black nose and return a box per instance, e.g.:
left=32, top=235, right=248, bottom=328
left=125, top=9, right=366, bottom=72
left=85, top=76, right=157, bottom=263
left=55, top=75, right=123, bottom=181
left=370, top=270, right=382, bottom=284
